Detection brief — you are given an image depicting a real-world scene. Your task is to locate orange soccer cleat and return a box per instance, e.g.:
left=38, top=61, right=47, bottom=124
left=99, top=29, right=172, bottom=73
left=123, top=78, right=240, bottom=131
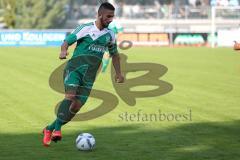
left=51, top=130, right=62, bottom=143
left=42, top=128, right=52, bottom=147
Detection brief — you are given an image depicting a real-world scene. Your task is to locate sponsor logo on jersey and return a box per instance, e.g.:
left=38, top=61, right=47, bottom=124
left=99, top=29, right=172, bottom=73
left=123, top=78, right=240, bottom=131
left=88, top=44, right=107, bottom=53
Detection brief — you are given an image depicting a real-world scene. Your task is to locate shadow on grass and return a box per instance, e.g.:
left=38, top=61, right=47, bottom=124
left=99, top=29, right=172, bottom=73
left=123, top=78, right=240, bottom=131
left=0, top=121, right=240, bottom=160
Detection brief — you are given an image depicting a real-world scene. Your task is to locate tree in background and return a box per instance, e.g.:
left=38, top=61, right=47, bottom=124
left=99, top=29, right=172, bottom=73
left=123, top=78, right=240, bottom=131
left=16, top=0, right=68, bottom=29
left=0, top=0, right=16, bottom=28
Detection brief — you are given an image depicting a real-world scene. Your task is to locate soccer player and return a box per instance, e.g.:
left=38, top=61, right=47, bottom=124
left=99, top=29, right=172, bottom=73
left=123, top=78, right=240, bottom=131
left=42, top=2, right=124, bottom=147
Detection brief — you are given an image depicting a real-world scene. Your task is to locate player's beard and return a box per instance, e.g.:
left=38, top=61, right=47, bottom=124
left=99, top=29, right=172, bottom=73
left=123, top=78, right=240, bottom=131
left=100, top=18, right=109, bottom=28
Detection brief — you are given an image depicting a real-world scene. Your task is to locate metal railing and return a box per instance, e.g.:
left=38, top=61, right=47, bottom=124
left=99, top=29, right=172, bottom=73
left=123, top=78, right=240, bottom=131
left=71, top=5, right=240, bottom=20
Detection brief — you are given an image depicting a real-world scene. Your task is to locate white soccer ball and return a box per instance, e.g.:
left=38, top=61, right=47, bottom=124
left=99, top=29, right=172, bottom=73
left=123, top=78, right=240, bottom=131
left=76, top=133, right=96, bottom=151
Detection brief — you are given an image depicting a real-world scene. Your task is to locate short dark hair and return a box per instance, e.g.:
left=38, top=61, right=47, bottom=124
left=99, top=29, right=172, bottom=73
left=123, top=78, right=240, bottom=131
left=98, top=2, right=115, bottom=14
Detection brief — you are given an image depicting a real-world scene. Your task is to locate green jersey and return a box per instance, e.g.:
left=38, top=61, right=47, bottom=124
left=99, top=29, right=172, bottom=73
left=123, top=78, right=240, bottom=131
left=65, top=22, right=118, bottom=59
left=63, top=22, right=118, bottom=104
left=64, top=22, right=118, bottom=75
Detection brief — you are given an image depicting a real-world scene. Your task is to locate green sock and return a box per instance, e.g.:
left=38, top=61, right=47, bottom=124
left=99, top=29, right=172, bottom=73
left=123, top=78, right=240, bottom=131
left=54, top=119, right=66, bottom=131
left=55, top=99, right=76, bottom=131
left=46, top=120, right=56, bottom=131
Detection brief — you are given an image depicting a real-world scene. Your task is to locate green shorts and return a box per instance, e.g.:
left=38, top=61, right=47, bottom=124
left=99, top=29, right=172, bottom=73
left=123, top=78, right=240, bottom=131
left=63, top=65, right=94, bottom=105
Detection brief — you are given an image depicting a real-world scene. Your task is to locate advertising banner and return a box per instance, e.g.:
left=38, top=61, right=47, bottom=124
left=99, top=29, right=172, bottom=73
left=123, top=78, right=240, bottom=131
left=173, top=33, right=208, bottom=46
left=118, top=33, right=169, bottom=46
left=0, top=31, right=66, bottom=46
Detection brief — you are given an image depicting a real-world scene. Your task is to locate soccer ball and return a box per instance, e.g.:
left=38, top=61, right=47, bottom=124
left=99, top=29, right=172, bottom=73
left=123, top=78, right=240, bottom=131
left=76, top=133, right=96, bottom=151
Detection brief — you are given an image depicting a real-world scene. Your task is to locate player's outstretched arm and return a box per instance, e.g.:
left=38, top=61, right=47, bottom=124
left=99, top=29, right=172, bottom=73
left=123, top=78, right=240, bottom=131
left=234, top=41, right=240, bottom=51
left=59, top=41, right=69, bottom=59
left=112, top=54, right=124, bottom=83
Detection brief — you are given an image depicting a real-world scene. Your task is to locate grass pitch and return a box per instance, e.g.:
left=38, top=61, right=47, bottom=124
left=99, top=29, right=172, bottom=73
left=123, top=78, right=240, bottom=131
left=0, top=47, right=240, bottom=160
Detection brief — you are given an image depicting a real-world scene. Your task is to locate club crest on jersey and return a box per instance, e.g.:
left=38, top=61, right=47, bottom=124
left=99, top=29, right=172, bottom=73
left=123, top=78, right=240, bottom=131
left=106, top=35, right=110, bottom=42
